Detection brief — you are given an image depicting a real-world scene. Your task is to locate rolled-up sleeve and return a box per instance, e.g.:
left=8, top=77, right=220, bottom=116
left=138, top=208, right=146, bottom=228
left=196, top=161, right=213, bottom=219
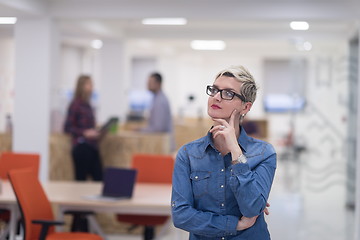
left=171, top=147, right=239, bottom=237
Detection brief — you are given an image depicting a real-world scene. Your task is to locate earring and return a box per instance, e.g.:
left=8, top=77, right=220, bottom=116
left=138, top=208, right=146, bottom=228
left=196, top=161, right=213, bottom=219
left=241, top=114, right=245, bottom=118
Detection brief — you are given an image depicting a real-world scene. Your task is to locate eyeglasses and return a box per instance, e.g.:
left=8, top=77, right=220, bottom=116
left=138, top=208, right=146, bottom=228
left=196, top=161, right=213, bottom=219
left=206, top=85, right=247, bottom=102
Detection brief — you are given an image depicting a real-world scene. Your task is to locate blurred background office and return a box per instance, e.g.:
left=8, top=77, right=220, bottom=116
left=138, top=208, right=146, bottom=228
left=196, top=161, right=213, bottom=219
left=0, top=0, right=360, bottom=239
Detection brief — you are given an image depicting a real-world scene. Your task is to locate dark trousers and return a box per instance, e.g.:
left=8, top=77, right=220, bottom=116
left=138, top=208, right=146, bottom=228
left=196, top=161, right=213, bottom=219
left=70, top=143, right=103, bottom=232
left=72, top=143, right=103, bottom=181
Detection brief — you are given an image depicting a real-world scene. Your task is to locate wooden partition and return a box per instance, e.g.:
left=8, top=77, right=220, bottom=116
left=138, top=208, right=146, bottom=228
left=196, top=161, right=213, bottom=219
left=50, top=131, right=170, bottom=180
left=1, top=118, right=267, bottom=181
left=49, top=131, right=170, bottom=180
left=174, top=118, right=213, bottom=150
left=0, top=133, right=12, bottom=155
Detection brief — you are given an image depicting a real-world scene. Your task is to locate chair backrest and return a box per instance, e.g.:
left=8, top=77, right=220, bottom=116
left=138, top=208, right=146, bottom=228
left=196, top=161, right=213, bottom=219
left=0, top=152, right=40, bottom=180
left=8, top=168, right=54, bottom=240
left=132, top=154, right=174, bottom=184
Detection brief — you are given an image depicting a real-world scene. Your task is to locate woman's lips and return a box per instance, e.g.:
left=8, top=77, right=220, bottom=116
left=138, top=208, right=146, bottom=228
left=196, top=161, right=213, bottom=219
left=211, top=104, right=221, bottom=109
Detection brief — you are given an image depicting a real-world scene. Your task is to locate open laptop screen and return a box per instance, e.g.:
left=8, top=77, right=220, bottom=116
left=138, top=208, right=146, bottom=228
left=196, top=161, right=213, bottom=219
left=102, top=167, right=137, bottom=199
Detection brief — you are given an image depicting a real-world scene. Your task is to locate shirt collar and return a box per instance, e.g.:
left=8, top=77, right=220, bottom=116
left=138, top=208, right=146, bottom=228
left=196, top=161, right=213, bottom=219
left=203, top=126, right=249, bottom=153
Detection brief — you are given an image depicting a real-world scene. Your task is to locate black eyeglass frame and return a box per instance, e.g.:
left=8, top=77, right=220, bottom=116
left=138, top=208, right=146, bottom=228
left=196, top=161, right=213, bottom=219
left=206, top=85, right=247, bottom=102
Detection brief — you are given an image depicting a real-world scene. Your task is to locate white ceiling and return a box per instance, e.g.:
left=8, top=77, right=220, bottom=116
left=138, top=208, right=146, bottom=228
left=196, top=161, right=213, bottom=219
left=0, top=0, right=359, bottom=44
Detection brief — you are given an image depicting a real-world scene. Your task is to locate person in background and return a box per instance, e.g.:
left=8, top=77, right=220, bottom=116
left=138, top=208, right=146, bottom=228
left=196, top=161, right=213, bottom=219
left=64, top=75, right=103, bottom=181
left=141, top=72, right=175, bottom=151
left=171, top=65, right=276, bottom=239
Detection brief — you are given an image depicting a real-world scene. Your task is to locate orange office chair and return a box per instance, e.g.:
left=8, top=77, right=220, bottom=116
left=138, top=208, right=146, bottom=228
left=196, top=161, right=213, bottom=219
left=117, top=154, right=174, bottom=240
left=0, top=152, right=40, bottom=238
left=8, top=168, right=102, bottom=240
left=0, top=152, right=40, bottom=180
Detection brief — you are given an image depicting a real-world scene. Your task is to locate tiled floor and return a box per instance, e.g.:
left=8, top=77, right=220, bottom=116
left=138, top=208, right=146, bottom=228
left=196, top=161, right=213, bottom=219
left=109, top=148, right=355, bottom=240
left=267, top=156, right=354, bottom=240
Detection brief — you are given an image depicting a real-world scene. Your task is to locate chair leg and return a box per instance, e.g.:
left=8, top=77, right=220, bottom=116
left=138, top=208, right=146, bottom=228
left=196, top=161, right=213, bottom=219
left=144, top=226, right=155, bottom=240
left=0, top=223, right=9, bottom=240
left=70, top=213, right=89, bottom=232
left=86, top=215, right=107, bottom=240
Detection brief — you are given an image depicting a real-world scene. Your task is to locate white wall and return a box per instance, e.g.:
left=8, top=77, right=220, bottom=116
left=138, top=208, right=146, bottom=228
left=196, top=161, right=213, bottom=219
left=51, top=44, right=101, bottom=132
left=1, top=34, right=349, bottom=148
left=124, top=38, right=348, bottom=149
left=0, top=36, right=15, bottom=132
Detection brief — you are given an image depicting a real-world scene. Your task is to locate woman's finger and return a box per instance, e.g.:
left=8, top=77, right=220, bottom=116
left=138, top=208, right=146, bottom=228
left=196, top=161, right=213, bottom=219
left=264, top=208, right=270, bottom=215
left=209, top=125, right=226, bottom=133
left=211, top=118, right=228, bottom=127
left=229, top=109, right=237, bottom=126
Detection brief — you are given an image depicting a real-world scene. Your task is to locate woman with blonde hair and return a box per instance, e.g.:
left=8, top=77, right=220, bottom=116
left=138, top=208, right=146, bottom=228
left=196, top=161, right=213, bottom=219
left=64, top=75, right=103, bottom=181
left=171, top=65, right=276, bottom=239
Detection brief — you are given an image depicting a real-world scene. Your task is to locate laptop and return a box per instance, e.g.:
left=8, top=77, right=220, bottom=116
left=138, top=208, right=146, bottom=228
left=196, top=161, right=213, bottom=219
left=84, top=167, right=137, bottom=202
left=99, top=117, right=119, bottom=136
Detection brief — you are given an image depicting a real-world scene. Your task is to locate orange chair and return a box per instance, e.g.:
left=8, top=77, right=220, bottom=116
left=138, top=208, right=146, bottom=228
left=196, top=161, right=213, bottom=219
left=0, top=152, right=40, bottom=180
left=8, top=168, right=102, bottom=240
left=0, top=152, right=40, bottom=239
left=117, top=154, right=174, bottom=240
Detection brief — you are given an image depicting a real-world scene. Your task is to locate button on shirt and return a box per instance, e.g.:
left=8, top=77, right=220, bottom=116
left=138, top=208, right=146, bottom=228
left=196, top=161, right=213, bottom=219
left=171, top=128, right=276, bottom=240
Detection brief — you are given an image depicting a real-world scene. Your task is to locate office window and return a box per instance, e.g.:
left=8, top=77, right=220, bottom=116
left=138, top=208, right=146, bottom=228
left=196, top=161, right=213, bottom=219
left=263, top=58, right=307, bottom=112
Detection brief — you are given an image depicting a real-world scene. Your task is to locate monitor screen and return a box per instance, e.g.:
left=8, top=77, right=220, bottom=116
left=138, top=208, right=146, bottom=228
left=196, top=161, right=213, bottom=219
left=263, top=94, right=306, bottom=113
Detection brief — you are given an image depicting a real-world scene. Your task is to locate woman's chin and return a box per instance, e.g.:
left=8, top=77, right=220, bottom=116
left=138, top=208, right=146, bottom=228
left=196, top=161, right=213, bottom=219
left=208, top=111, right=228, bottom=120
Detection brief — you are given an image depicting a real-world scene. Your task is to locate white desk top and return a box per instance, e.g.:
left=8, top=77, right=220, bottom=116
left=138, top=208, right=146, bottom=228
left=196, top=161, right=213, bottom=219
left=0, top=180, right=172, bottom=215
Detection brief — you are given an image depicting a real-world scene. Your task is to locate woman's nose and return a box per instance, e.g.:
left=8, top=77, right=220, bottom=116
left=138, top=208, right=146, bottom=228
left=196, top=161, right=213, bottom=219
left=214, top=91, right=222, bottom=101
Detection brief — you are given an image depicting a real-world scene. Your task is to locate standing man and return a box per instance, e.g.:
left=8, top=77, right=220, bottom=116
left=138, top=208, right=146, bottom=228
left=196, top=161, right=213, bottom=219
left=141, top=72, right=175, bottom=151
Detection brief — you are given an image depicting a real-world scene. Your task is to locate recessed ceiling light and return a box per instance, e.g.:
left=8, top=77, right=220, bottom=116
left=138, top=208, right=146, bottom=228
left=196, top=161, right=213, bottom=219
left=295, top=40, right=312, bottom=51
left=191, top=40, right=226, bottom=51
left=303, top=41, right=312, bottom=51
left=0, top=17, right=17, bottom=24
left=142, top=18, right=187, bottom=25
left=91, top=39, right=103, bottom=49
left=290, top=21, right=309, bottom=30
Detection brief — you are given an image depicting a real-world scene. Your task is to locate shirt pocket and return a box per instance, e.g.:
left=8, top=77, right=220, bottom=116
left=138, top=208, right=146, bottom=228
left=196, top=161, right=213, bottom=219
left=190, top=171, right=211, bottom=198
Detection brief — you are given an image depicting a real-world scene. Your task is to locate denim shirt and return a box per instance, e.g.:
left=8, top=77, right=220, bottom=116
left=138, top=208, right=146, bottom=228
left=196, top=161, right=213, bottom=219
left=171, top=127, right=276, bottom=240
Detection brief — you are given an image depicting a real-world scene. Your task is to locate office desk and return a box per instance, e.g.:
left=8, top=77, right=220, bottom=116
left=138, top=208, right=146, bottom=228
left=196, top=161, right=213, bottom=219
left=0, top=181, right=172, bottom=240
left=46, top=181, right=172, bottom=215
left=0, top=180, right=20, bottom=240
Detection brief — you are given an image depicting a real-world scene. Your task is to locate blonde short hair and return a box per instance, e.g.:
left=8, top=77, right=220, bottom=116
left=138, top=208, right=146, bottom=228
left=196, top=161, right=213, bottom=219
left=215, top=65, right=258, bottom=103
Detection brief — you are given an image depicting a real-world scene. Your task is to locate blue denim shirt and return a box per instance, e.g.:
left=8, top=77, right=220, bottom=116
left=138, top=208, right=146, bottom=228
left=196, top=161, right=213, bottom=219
left=171, top=128, right=276, bottom=240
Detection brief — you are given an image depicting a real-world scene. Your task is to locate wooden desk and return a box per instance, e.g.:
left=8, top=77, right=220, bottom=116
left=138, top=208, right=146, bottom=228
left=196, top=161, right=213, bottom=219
left=45, top=181, right=171, bottom=216
left=0, top=180, right=20, bottom=240
left=0, top=181, right=172, bottom=240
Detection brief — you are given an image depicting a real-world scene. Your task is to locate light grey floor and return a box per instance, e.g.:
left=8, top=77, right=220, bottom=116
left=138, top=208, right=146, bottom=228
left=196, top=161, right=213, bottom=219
left=108, top=148, right=355, bottom=240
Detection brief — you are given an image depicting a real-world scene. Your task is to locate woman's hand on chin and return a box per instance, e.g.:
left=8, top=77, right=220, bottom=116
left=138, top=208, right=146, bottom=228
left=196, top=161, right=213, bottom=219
left=209, top=109, right=241, bottom=154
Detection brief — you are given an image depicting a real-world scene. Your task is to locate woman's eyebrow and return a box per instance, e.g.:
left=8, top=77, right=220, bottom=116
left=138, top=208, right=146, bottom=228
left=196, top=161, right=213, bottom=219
left=213, top=84, right=237, bottom=92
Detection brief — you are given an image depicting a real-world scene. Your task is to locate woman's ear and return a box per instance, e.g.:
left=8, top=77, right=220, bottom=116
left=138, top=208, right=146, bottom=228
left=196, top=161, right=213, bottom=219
left=242, top=102, right=252, bottom=114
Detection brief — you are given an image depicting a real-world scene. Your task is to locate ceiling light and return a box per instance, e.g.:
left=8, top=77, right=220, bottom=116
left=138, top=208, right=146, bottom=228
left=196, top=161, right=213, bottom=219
left=91, top=39, right=103, bottom=49
left=0, top=17, right=17, bottom=24
left=290, top=21, right=309, bottom=30
left=191, top=40, right=226, bottom=51
left=295, top=41, right=312, bottom=51
left=303, top=41, right=312, bottom=51
left=142, top=18, right=187, bottom=25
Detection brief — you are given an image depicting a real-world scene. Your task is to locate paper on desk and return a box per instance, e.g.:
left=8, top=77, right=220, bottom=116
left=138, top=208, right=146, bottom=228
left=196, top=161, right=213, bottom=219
left=82, top=194, right=126, bottom=202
